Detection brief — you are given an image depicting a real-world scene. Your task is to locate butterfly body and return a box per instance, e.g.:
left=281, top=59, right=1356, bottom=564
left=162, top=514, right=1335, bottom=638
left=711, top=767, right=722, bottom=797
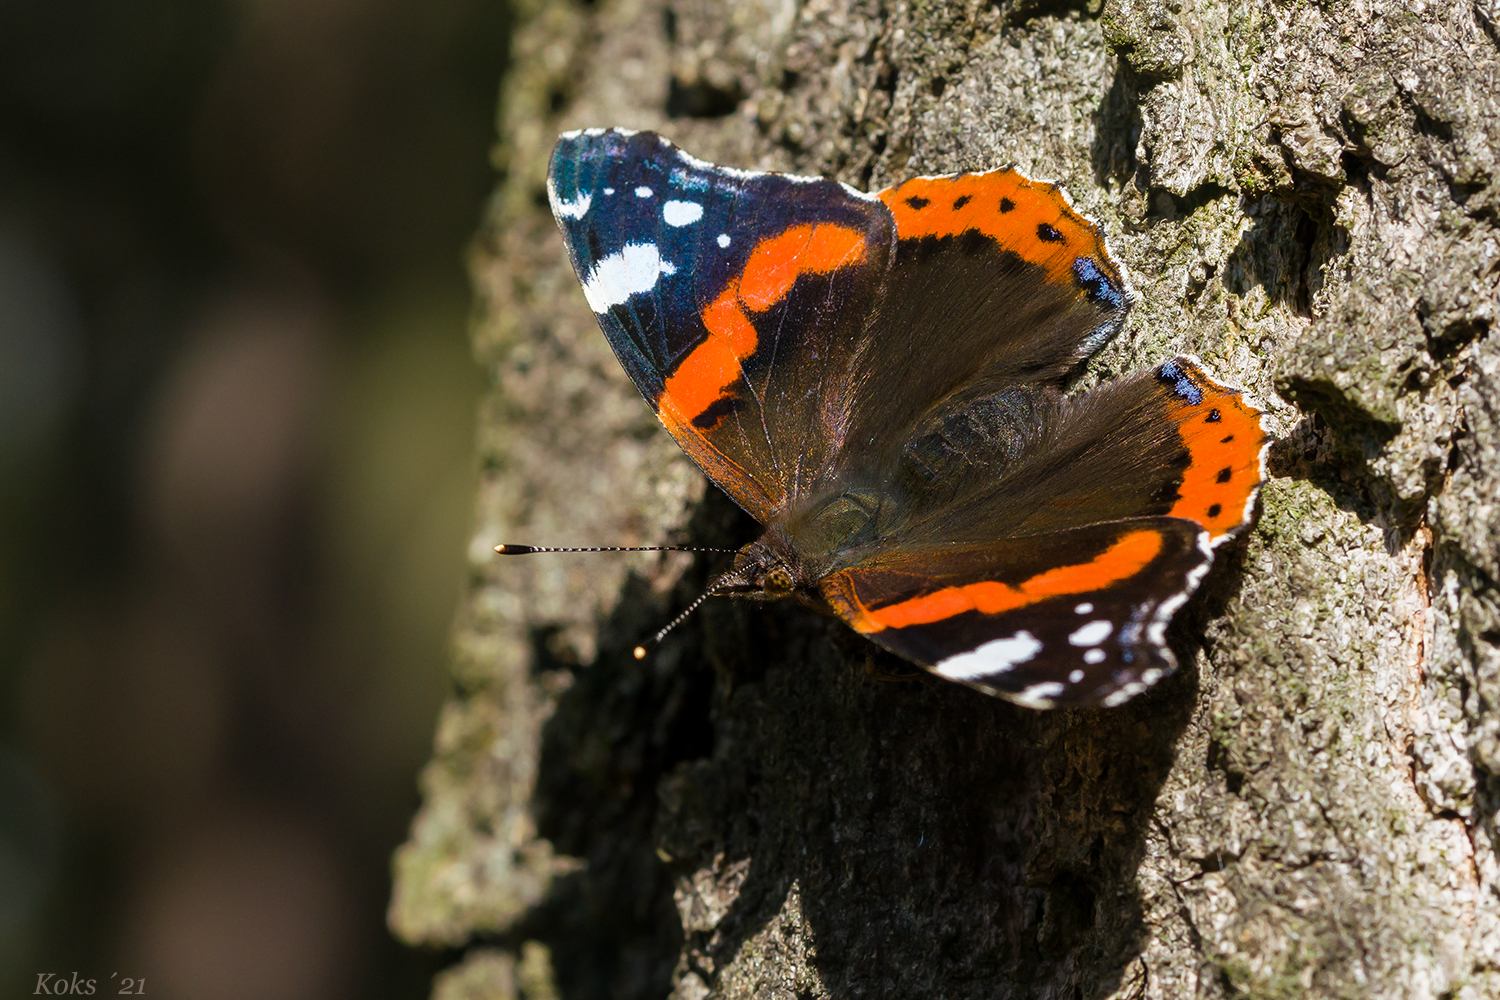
left=545, top=128, right=1269, bottom=709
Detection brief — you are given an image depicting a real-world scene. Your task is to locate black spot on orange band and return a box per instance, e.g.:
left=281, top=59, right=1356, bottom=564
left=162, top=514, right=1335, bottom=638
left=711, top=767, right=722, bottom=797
left=878, top=173, right=1125, bottom=291
left=691, top=394, right=739, bottom=429
left=1159, top=358, right=1268, bottom=542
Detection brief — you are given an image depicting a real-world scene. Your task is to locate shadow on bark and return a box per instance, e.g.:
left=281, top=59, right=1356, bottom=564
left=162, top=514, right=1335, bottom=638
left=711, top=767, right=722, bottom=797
left=519, top=490, right=1234, bottom=998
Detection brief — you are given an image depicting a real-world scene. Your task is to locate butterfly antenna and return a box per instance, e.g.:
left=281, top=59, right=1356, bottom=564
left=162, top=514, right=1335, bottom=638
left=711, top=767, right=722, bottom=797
left=495, top=543, right=736, bottom=555
left=632, top=568, right=746, bottom=660
left=493, top=541, right=745, bottom=659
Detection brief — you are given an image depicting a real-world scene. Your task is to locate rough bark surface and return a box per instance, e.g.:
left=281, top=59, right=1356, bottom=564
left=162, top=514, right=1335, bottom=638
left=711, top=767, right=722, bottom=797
left=390, top=1, right=1500, bottom=997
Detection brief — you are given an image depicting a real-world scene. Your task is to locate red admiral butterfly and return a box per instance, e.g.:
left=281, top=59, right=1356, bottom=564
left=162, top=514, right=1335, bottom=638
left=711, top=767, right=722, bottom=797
left=533, top=128, right=1269, bottom=709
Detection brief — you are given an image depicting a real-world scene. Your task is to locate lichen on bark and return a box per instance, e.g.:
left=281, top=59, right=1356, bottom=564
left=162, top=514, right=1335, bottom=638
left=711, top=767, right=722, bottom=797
left=391, top=0, right=1500, bottom=997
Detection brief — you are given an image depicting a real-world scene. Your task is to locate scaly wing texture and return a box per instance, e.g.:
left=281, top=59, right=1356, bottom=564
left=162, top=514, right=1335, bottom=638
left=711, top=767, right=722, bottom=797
left=834, top=171, right=1133, bottom=475
left=819, top=518, right=1212, bottom=708
left=808, top=359, right=1268, bottom=707
left=869, top=355, right=1270, bottom=549
left=548, top=129, right=894, bottom=521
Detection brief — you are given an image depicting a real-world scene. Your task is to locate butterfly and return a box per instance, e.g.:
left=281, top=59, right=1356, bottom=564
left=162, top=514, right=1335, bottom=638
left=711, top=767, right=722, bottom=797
left=537, top=128, right=1269, bottom=709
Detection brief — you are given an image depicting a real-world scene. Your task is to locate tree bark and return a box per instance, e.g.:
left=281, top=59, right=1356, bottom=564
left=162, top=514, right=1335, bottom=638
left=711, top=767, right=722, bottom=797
left=391, top=1, right=1500, bottom=997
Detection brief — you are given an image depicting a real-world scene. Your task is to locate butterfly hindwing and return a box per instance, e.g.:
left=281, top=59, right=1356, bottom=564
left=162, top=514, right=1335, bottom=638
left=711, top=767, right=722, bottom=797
left=548, top=129, right=894, bottom=520
left=803, top=356, right=1267, bottom=707
left=873, top=355, right=1269, bottom=550
left=835, top=171, right=1133, bottom=473
left=818, top=518, right=1211, bottom=707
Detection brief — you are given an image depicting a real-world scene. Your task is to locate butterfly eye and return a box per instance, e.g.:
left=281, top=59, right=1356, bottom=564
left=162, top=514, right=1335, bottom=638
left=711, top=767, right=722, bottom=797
left=765, top=566, right=796, bottom=597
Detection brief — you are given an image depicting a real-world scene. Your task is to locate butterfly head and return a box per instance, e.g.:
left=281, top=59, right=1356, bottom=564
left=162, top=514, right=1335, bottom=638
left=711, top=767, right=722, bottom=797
left=716, top=532, right=805, bottom=602
left=630, top=533, right=803, bottom=659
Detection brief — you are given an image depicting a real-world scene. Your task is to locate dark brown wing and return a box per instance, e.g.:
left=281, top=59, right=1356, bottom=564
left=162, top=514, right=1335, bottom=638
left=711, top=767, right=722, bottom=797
left=843, top=356, right=1270, bottom=550
left=834, top=171, right=1133, bottom=477
left=818, top=518, right=1211, bottom=708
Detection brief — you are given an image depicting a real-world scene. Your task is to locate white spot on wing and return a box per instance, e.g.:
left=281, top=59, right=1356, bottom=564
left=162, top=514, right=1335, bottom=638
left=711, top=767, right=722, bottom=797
left=1068, top=670, right=1085, bottom=684
left=635, top=186, right=653, bottom=198
left=579, top=243, right=676, bottom=313
left=1074, top=602, right=1094, bottom=615
left=1103, top=679, right=1148, bottom=706
left=1084, top=648, right=1107, bottom=665
left=717, top=234, right=731, bottom=248
left=1069, top=620, right=1113, bottom=647
left=547, top=178, right=592, bottom=220
left=1012, top=682, right=1065, bottom=709
left=662, top=200, right=703, bottom=226
left=604, top=187, right=615, bottom=195
left=934, top=630, right=1041, bottom=681
left=1144, top=527, right=1214, bottom=651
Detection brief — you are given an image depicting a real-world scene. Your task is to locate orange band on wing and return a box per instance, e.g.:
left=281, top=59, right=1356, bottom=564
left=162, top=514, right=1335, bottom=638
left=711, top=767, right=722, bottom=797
left=658, top=223, right=867, bottom=429
left=823, top=529, right=1165, bottom=635
left=659, top=289, right=758, bottom=422
left=736, top=224, right=869, bottom=311
left=1161, top=365, right=1268, bottom=542
left=878, top=173, right=1115, bottom=289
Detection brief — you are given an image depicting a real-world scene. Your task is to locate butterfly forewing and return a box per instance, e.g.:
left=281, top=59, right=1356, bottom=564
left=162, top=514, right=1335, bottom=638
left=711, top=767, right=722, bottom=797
left=548, top=129, right=894, bottom=520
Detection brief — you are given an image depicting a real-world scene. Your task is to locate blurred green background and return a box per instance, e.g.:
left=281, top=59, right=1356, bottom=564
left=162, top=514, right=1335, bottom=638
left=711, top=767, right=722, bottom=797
left=0, top=0, right=510, bottom=996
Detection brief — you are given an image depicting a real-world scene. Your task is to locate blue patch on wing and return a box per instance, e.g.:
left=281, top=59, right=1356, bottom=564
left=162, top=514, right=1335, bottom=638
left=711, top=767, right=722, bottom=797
left=1156, top=359, right=1204, bottom=405
left=1072, top=256, right=1126, bottom=311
